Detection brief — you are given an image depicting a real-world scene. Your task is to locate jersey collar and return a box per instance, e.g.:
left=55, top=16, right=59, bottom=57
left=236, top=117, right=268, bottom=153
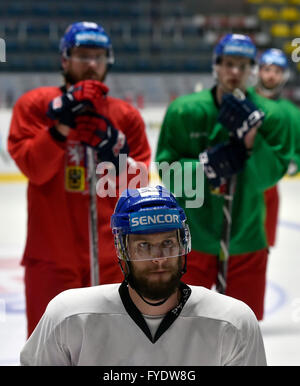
left=118, top=281, right=191, bottom=344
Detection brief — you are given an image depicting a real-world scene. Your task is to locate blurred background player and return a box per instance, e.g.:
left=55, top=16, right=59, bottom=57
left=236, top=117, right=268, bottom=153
left=7, top=21, right=151, bottom=337
left=155, top=33, right=294, bottom=321
left=20, top=185, right=267, bottom=366
left=253, top=48, right=300, bottom=247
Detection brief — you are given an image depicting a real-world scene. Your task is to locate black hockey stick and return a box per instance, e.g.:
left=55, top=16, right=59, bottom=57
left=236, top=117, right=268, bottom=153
left=216, top=174, right=237, bottom=294
left=216, top=88, right=245, bottom=294
left=216, top=88, right=251, bottom=294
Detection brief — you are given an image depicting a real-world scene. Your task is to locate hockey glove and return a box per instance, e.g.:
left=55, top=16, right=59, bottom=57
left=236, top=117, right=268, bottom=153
left=75, top=112, right=129, bottom=175
left=199, top=139, right=250, bottom=189
left=47, top=80, right=108, bottom=128
left=218, top=93, right=265, bottom=141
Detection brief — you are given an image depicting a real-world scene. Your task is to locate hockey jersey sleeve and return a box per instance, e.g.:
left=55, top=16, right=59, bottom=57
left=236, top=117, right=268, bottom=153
left=221, top=305, right=267, bottom=366
left=155, top=97, right=203, bottom=202
left=103, top=99, right=152, bottom=191
left=240, top=102, right=295, bottom=192
left=120, top=103, right=151, bottom=168
left=8, top=88, right=66, bottom=186
left=20, top=294, right=72, bottom=366
left=280, top=99, right=300, bottom=172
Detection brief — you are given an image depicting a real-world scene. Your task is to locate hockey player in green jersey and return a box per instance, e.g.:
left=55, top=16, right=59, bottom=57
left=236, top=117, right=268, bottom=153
left=253, top=48, right=300, bottom=247
left=155, top=34, right=294, bottom=320
left=254, top=48, right=300, bottom=173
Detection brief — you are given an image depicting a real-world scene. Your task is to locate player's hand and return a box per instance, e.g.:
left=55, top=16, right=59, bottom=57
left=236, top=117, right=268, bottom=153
left=47, top=80, right=108, bottom=128
left=70, top=80, right=108, bottom=102
left=218, top=93, right=264, bottom=142
left=75, top=112, right=129, bottom=175
left=199, top=139, right=250, bottom=189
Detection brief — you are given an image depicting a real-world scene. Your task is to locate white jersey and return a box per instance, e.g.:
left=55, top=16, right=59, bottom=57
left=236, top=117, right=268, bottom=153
left=20, top=283, right=267, bottom=366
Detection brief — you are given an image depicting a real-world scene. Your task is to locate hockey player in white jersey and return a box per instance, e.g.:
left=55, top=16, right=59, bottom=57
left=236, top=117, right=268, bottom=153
left=20, top=185, right=267, bottom=366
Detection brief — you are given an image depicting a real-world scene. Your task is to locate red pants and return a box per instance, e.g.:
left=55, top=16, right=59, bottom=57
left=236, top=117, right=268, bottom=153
left=24, top=260, right=92, bottom=337
left=264, top=185, right=279, bottom=247
left=182, top=248, right=269, bottom=320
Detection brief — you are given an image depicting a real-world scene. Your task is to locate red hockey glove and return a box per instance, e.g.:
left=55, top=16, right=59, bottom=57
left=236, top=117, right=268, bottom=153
left=75, top=112, right=129, bottom=175
left=47, top=80, right=108, bottom=128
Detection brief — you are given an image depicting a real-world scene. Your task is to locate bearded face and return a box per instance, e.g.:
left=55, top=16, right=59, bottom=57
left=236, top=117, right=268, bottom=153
left=61, top=46, right=108, bottom=85
left=126, top=231, right=185, bottom=301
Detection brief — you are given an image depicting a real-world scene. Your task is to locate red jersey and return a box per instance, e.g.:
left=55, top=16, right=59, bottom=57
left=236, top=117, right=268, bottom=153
left=8, top=85, right=151, bottom=283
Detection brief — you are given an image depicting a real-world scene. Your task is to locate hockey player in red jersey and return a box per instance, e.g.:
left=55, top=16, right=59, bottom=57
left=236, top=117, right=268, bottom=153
left=7, top=21, right=151, bottom=337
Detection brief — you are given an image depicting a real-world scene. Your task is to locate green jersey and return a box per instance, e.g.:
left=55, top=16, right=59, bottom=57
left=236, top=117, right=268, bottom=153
left=274, top=97, right=300, bottom=172
left=249, top=86, right=300, bottom=173
left=155, top=87, right=294, bottom=255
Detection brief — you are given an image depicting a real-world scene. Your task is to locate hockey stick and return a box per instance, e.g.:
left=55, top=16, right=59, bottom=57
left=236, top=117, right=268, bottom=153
left=86, top=146, right=100, bottom=286
left=216, top=88, right=245, bottom=294
left=215, top=174, right=237, bottom=294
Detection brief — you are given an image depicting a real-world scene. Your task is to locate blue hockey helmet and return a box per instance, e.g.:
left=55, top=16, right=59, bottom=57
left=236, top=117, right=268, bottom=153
left=257, top=48, right=290, bottom=95
left=111, top=186, right=191, bottom=261
left=59, top=21, right=114, bottom=65
left=213, top=33, right=257, bottom=64
left=258, top=48, right=288, bottom=69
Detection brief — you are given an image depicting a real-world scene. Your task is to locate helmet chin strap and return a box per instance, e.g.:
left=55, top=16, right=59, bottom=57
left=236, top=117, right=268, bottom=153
left=135, top=292, right=170, bottom=307
left=256, top=81, right=282, bottom=100
left=257, top=68, right=289, bottom=100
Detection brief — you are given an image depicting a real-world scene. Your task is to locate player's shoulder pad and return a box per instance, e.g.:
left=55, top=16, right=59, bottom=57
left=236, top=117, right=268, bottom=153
left=14, top=86, right=62, bottom=112
left=165, top=89, right=213, bottom=120
left=44, top=283, right=123, bottom=325
left=105, top=95, right=144, bottom=122
left=246, top=87, right=284, bottom=120
left=183, top=285, right=258, bottom=329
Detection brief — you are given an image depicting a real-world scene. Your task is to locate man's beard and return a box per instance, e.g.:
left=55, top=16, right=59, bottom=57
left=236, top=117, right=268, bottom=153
left=257, top=79, right=281, bottom=99
left=260, top=79, right=277, bottom=90
left=62, top=68, right=107, bottom=85
left=128, top=258, right=183, bottom=301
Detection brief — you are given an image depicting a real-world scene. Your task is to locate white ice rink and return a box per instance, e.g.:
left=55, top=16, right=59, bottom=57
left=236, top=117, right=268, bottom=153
left=0, top=116, right=300, bottom=366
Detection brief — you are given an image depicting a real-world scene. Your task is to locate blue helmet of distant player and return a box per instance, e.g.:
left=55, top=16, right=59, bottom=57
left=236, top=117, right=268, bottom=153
left=213, top=33, right=257, bottom=65
left=259, top=48, right=288, bottom=70
left=59, top=21, right=114, bottom=65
